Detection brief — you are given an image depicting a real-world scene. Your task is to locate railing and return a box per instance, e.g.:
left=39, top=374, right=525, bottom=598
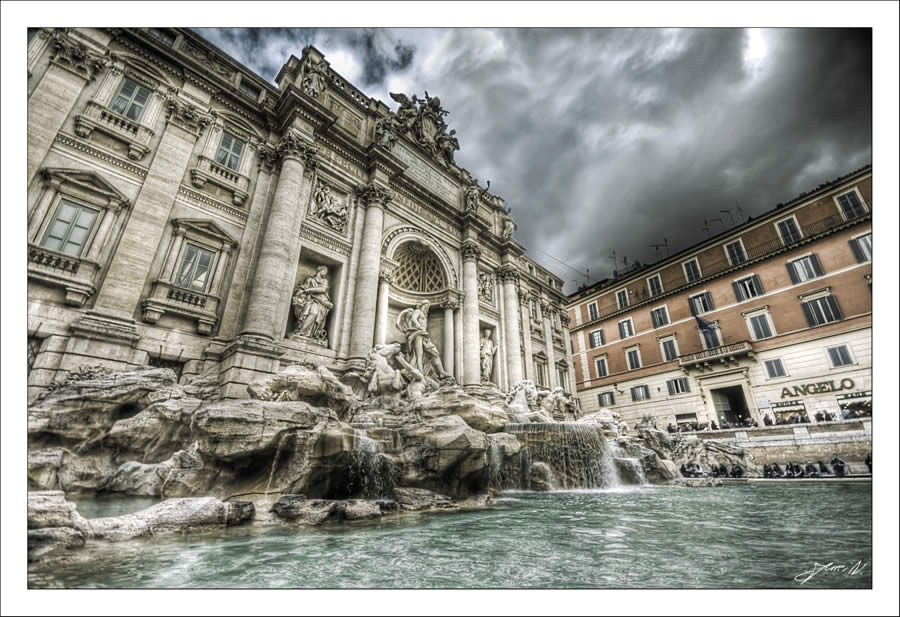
left=679, top=340, right=753, bottom=366
left=578, top=209, right=870, bottom=328
left=74, top=100, right=155, bottom=161
left=29, top=246, right=80, bottom=274
left=167, top=287, right=207, bottom=307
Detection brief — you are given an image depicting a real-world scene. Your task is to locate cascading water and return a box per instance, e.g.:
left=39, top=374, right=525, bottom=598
left=346, top=429, right=395, bottom=499
left=504, top=423, right=621, bottom=490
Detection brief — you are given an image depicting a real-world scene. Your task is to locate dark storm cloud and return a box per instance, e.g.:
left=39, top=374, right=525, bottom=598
left=195, top=28, right=872, bottom=292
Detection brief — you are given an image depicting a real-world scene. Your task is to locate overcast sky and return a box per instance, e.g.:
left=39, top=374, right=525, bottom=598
left=195, top=28, right=872, bottom=293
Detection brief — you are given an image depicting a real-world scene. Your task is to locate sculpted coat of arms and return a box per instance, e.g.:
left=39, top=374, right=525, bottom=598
left=378, top=91, right=460, bottom=167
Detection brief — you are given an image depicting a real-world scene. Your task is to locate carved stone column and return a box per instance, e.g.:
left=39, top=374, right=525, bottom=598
left=93, top=92, right=213, bottom=319
left=519, top=288, right=534, bottom=380
left=28, top=30, right=109, bottom=186
left=442, top=299, right=458, bottom=379
left=542, top=300, right=559, bottom=388
left=560, top=311, right=578, bottom=394
left=374, top=269, right=393, bottom=346
left=498, top=266, right=523, bottom=386
left=241, top=131, right=316, bottom=341
left=461, top=241, right=482, bottom=386
left=348, top=184, right=393, bottom=360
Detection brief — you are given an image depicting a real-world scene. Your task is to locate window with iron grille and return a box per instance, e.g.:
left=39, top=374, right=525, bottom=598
left=849, top=233, right=872, bottom=263
left=650, top=306, right=669, bottom=328
left=801, top=295, right=843, bottom=327
left=110, top=78, right=152, bottom=122
left=836, top=191, right=866, bottom=220
left=725, top=240, right=746, bottom=265
left=215, top=132, right=246, bottom=171
left=787, top=255, right=825, bottom=284
left=764, top=359, right=786, bottom=378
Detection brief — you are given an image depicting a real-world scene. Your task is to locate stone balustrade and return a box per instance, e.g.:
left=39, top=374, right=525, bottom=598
left=189, top=154, right=251, bottom=206
left=73, top=100, right=155, bottom=160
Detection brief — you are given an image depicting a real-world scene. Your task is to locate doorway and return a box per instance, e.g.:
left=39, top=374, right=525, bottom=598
left=711, top=386, right=750, bottom=426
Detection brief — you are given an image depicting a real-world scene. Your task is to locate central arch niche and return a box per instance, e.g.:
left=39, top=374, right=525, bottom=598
left=391, top=241, right=447, bottom=293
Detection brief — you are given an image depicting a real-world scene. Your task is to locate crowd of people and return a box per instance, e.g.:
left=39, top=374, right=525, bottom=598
left=679, top=463, right=744, bottom=478
left=665, top=408, right=871, bottom=434
left=678, top=453, right=870, bottom=480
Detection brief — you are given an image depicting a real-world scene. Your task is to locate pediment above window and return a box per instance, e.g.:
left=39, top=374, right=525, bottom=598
left=172, top=218, right=238, bottom=249
left=40, top=168, right=130, bottom=208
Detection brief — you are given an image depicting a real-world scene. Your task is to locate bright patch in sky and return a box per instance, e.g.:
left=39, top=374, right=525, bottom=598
left=743, top=28, right=769, bottom=77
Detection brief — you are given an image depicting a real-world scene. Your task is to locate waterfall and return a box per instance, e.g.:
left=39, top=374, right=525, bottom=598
left=504, top=423, right=621, bottom=490
left=264, top=433, right=291, bottom=501
left=347, top=429, right=395, bottom=499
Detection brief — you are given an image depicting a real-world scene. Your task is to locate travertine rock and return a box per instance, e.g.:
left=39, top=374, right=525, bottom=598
left=412, top=387, right=511, bottom=434
left=89, top=497, right=254, bottom=541
left=247, top=364, right=355, bottom=418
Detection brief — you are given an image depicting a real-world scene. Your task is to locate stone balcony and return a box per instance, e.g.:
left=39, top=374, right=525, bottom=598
left=141, top=279, right=221, bottom=335
left=678, top=340, right=755, bottom=370
left=27, top=243, right=100, bottom=307
left=74, top=100, right=155, bottom=161
left=189, top=155, right=250, bottom=207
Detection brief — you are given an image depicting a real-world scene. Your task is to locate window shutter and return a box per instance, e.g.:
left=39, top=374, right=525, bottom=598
left=682, top=379, right=690, bottom=392
left=600, top=330, right=605, bottom=345
left=752, top=274, right=764, bottom=295
left=827, top=348, right=840, bottom=366
left=704, top=292, right=714, bottom=311
left=801, top=302, right=816, bottom=327
left=619, top=322, right=626, bottom=339
left=732, top=281, right=745, bottom=302
left=848, top=239, right=866, bottom=263
left=666, top=380, right=675, bottom=395
left=826, top=295, right=843, bottom=320
left=809, top=254, right=825, bottom=277
left=786, top=262, right=800, bottom=284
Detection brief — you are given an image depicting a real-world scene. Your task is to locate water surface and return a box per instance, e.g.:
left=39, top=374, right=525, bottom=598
left=30, top=483, right=871, bottom=589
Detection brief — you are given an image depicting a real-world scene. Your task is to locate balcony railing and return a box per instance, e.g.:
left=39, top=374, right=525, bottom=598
left=679, top=340, right=754, bottom=367
left=190, top=155, right=250, bottom=206
left=73, top=100, right=155, bottom=161
left=579, top=208, right=870, bottom=327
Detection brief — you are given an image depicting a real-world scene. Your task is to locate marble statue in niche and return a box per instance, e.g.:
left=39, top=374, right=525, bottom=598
left=480, top=328, right=497, bottom=385
left=290, top=265, right=332, bottom=343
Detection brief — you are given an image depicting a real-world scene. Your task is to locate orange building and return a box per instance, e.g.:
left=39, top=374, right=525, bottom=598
left=566, top=166, right=872, bottom=429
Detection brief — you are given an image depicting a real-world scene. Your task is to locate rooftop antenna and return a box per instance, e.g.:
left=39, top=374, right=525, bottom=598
left=735, top=202, right=745, bottom=223
left=649, top=242, right=666, bottom=259
left=720, top=209, right=735, bottom=227
left=702, top=219, right=711, bottom=237
left=711, top=217, right=726, bottom=232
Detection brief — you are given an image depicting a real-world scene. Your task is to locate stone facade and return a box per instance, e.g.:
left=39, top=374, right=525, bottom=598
left=567, top=167, right=872, bottom=432
left=26, top=28, right=571, bottom=401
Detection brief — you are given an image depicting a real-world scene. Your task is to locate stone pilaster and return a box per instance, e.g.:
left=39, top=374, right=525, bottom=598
left=498, top=265, right=523, bottom=386
left=92, top=92, right=213, bottom=320
left=560, top=311, right=578, bottom=393
left=519, top=288, right=533, bottom=380
left=461, top=241, right=482, bottom=386
left=542, top=300, right=559, bottom=388
left=441, top=299, right=458, bottom=379
left=240, top=131, right=317, bottom=341
left=28, top=30, right=109, bottom=186
left=374, top=269, right=393, bottom=346
left=348, top=183, right=393, bottom=360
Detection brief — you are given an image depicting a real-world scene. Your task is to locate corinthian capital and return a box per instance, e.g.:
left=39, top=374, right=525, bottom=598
left=48, top=30, right=109, bottom=81
left=559, top=311, right=571, bottom=328
left=356, top=183, right=394, bottom=209
left=460, top=241, right=482, bottom=262
left=165, top=92, right=214, bottom=137
left=517, top=289, right=531, bottom=305
left=497, top=264, right=520, bottom=283
left=276, top=131, right=317, bottom=165
left=256, top=142, right=279, bottom=173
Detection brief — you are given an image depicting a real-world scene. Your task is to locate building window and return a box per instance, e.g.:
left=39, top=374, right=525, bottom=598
left=683, top=258, right=702, bottom=282
left=40, top=200, right=99, bottom=257
left=588, top=329, right=604, bottom=348
left=616, top=289, right=629, bottom=309
left=650, top=306, right=670, bottom=328
left=598, top=392, right=615, bottom=407
left=109, top=78, right=152, bottom=122
left=801, top=294, right=843, bottom=327
left=667, top=377, right=690, bottom=395
left=660, top=337, right=679, bottom=362
left=725, top=240, right=746, bottom=266
left=175, top=244, right=216, bottom=293
left=146, top=28, right=176, bottom=47
left=776, top=216, right=803, bottom=245
left=849, top=233, right=872, bottom=263
left=630, top=385, right=650, bottom=401
left=238, top=79, right=261, bottom=102
left=534, top=360, right=548, bottom=388
left=557, top=368, right=570, bottom=393
left=626, top=347, right=642, bottom=371
left=835, top=190, right=867, bottom=220
left=689, top=291, right=714, bottom=315
left=764, top=359, right=786, bottom=378
left=587, top=302, right=598, bottom=321
left=618, top=318, right=635, bottom=340
left=827, top=345, right=854, bottom=367
left=733, top=274, right=764, bottom=302
left=647, top=274, right=664, bottom=297
left=700, top=324, right=721, bottom=350
left=215, top=132, right=246, bottom=171
left=746, top=311, right=775, bottom=340
left=595, top=357, right=608, bottom=378
left=787, top=254, right=824, bottom=284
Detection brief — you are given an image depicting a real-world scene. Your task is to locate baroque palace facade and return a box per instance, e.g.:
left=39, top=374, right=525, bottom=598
left=26, top=27, right=574, bottom=401
left=567, top=166, right=872, bottom=429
